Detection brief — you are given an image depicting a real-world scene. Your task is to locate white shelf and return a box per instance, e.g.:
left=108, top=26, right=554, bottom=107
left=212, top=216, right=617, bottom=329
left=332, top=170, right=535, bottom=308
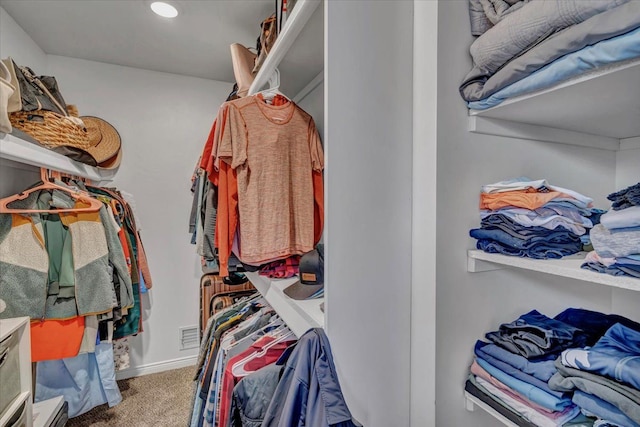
left=0, top=391, right=30, bottom=427
left=468, top=250, right=640, bottom=292
left=465, top=391, right=519, bottom=427
left=0, top=317, right=28, bottom=342
left=469, top=60, right=640, bottom=148
left=0, top=132, right=117, bottom=183
left=248, top=0, right=322, bottom=97
left=33, top=396, right=65, bottom=427
left=245, top=272, right=324, bottom=338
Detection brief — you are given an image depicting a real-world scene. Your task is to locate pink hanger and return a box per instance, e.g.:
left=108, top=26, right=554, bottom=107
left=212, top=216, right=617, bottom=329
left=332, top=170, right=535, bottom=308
left=0, top=168, right=103, bottom=214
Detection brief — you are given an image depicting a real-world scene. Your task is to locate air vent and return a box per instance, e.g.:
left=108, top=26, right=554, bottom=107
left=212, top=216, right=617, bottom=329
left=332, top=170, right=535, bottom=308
left=179, top=326, right=199, bottom=350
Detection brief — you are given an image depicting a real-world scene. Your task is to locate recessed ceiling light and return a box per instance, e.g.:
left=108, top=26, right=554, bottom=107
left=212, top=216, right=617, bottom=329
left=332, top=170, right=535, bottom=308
left=150, top=2, right=178, bottom=18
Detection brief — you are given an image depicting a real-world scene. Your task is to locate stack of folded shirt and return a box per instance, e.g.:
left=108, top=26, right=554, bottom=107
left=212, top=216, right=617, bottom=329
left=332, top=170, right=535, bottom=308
left=549, top=322, right=640, bottom=427
left=467, top=308, right=640, bottom=427
left=466, top=309, right=590, bottom=426
left=582, top=182, right=640, bottom=279
left=470, top=177, right=599, bottom=259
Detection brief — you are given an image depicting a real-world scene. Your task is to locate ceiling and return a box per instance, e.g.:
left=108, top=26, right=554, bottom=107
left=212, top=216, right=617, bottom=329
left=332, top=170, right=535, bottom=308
left=0, top=0, right=275, bottom=82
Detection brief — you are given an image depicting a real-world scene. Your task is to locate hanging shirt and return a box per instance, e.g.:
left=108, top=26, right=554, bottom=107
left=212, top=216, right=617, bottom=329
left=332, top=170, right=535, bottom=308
left=218, top=335, right=294, bottom=427
left=217, top=95, right=324, bottom=269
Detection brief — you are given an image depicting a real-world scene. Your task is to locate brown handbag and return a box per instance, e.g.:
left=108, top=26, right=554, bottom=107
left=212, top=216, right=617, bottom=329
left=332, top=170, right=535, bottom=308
left=252, top=14, right=278, bottom=74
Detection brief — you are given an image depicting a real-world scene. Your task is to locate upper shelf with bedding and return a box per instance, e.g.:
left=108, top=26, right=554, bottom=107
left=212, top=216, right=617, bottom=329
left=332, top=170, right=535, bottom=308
left=464, top=0, right=640, bottom=150
left=468, top=60, right=640, bottom=150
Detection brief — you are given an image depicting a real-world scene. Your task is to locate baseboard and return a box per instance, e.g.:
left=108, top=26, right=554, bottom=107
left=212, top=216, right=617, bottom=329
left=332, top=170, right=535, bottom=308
left=115, top=355, right=198, bottom=380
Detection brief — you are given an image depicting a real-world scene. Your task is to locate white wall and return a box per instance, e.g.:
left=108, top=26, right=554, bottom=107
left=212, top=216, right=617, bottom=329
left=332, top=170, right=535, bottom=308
left=616, top=140, right=640, bottom=189
left=433, top=1, right=640, bottom=426
left=296, top=81, right=324, bottom=139
left=0, top=6, right=47, bottom=73
left=0, top=6, right=45, bottom=196
left=325, top=2, right=413, bottom=426
left=45, top=55, right=232, bottom=372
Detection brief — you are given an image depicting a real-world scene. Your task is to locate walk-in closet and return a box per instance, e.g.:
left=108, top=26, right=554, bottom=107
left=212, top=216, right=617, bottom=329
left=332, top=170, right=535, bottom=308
left=0, top=0, right=638, bottom=426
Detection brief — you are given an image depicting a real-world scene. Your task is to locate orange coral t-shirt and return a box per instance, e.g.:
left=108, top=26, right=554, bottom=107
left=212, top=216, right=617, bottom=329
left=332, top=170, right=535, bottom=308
left=216, top=96, right=324, bottom=266
left=480, top=189, right=573, bottom=211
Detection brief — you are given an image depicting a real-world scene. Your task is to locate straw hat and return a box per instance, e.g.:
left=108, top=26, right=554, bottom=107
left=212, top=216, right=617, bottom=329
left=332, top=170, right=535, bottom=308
left=97, top=144, right=122, bottom=170
left=80, top=116, right=122, bottom=168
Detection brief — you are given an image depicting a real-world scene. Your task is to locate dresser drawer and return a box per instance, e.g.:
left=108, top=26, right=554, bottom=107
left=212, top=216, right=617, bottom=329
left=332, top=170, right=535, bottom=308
left=0, top=331, right=21, bottom=418
left=5, top=401, right=27, bottom=427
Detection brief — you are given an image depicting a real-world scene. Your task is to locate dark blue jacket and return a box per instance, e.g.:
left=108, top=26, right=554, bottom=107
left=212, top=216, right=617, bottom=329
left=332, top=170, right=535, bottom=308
left=262, top=328, right=356, bottom=427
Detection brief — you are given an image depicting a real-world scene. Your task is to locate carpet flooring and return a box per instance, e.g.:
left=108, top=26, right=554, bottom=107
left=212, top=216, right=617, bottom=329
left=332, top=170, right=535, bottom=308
left=66, top=366, right=195, bottom=427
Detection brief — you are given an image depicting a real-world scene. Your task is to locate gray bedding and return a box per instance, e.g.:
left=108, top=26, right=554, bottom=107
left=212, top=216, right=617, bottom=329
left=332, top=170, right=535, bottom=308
left=468, top=0, right=528, bottom=36
left=467, top=0, right=629, bottom=81
left=461, top=1, right=640, bottom=102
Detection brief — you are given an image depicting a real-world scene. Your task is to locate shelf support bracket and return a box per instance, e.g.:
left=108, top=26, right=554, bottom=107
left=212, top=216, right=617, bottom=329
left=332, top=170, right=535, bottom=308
left=467, top=256, right=504, bottom=273
left=465, top=397, right=475, bottom=412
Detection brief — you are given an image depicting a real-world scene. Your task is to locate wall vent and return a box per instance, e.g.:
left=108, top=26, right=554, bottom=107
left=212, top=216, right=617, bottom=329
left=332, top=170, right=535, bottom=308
left=179, top=326, right=199, bottom=350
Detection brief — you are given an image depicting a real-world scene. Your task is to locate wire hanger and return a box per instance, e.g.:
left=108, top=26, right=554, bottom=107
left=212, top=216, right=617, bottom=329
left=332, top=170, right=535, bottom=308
left=0, top=168, right=103, bottom=214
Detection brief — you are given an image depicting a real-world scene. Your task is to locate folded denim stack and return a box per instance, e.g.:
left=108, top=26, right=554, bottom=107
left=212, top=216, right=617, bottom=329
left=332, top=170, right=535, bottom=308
left=582, top=182, right=640, bottom=279
left=549, top=321, right=640, bottom=427
left=466, top=308, right=640, bottom=427
left=470, top=177, right=599, bottom=259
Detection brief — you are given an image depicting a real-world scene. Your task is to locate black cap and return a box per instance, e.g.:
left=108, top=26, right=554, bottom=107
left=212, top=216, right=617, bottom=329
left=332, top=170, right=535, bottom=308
left=283, top=244, right=324, bottom=300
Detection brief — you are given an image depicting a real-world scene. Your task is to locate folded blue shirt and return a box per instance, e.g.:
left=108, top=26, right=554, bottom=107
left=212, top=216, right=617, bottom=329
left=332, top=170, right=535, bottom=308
left=573, top=391, right=640, bottom=427
left=475, top=340, right=557, bottom=381
left=475, top=341, right=564, bottom=397
left=476, top=357, right=573, bottom=412
left=562, top=323, right=640, bottom=390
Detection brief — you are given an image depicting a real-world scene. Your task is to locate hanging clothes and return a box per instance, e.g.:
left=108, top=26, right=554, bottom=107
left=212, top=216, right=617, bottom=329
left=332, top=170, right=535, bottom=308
left=0, top=189, right=129, bottom=320
left=0, top=175, right=154, bottom=419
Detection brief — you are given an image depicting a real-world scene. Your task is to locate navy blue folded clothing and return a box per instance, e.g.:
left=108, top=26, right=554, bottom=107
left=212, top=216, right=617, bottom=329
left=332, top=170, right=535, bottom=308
left=554, top=308, right=640, bottom=347
left=608, top=182, right=640, bottom=211
left=475, top=217, right=583, bottom=243
left=476, top=238, right=582, bottom=259
left=486, top=310, right=587, bottom=359
left=582, top=261, right=640, bottom=279
left=481, top=214, right=580, bottom=236
left=470, top=218, right=582, bottom=259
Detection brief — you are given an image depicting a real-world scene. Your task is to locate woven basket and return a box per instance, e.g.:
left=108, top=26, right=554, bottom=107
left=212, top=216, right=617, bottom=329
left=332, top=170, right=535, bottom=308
left=10, top=109, right=91, bottom=150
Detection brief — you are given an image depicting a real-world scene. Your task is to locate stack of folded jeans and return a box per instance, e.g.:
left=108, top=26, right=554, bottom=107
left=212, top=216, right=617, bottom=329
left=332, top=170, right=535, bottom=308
left=582, top=182, right=640, bottom=279
left=467, top=308, right=640, bottom=427
left=549, top=322, right=640, bottom=427
left=470, top=177, right=599, bottom=259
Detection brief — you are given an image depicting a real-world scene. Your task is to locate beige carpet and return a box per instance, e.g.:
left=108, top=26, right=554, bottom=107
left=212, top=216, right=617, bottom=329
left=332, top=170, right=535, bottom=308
left=66, top=366, right=195, bottom=427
